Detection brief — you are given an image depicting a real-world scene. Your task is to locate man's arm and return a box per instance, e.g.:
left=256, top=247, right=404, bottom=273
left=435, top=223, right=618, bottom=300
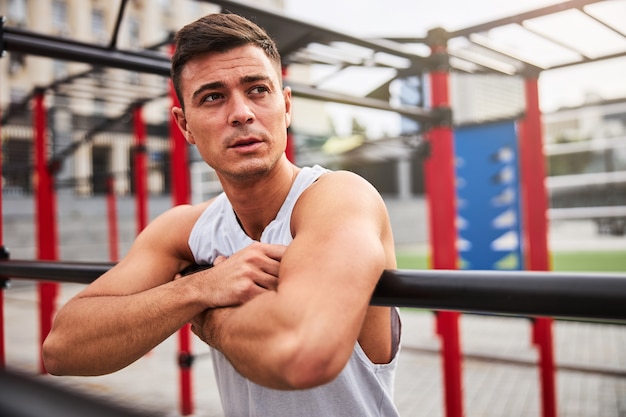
left=192, top=171, right=396, bottom=389
left=43, top=203, right=284, bottom=376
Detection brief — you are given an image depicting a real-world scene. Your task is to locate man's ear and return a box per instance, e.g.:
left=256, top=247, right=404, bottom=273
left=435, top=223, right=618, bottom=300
left=171, top=107, right=195, bottom=144
left=283, top=86, right=292, bottom=128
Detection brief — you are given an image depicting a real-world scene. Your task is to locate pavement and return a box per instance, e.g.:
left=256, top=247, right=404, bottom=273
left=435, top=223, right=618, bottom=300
left=4, top=282, right=626, bottom=417
left=2, top=193, right=626, bottom=416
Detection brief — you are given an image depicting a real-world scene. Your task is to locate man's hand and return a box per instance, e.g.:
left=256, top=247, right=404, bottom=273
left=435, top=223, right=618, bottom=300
left=188, top=242, right=285, bottom=308
left=183, top=242, right=285, bottom=345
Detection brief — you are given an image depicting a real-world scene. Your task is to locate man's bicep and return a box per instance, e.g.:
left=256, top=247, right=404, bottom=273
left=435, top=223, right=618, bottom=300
left=78, top=206, right=197, bottom=298
left=281, top=177, right=388, bottom=307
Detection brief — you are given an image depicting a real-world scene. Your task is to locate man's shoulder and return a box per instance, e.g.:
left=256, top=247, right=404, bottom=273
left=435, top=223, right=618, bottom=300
left=295, top=169, right=385, bottom=223
left=148, top=197, right=220, bottom=233
left=309, top=169, right=380, bottom=196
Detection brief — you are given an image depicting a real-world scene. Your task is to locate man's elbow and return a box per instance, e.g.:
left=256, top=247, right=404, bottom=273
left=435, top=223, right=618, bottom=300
left=279, top=345, right=349, bottom=390
left=41, top=336, right=67, bottom=376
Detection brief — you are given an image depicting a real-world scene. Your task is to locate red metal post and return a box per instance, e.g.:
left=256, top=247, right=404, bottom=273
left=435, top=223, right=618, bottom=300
left=282, top=66, right=296, bottom=163
left=424, top=28, right=463, bottom=417
left=518, top=75, right=556, bottom=417
left=133, top=106, right=148, bottom=235
left=286, top=127, right=295, bottom=163
left=170, top=43, right=193, bottom=416
left=106, top=176, right=119, bottom=262
left=34, top=89, right=59, bottom=374
left=0, top=88, right=5, bottom=368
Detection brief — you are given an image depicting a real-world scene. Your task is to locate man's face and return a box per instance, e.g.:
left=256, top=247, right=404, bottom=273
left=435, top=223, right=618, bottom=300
left=173, top=44, right=292, bottom=182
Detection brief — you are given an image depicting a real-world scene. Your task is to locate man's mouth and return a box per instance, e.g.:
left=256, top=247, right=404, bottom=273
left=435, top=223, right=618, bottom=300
left=230, top=137, right=263, bottom=150
left=233, top=139, right=258, bottom=147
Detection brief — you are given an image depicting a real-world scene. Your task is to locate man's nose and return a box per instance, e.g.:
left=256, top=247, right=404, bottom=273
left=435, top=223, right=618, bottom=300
left=228, top=95, right=255, bottom=126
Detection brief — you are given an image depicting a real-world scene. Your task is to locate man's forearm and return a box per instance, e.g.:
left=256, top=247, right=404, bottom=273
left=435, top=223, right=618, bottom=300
left=43, top=281, right=204, bottom=376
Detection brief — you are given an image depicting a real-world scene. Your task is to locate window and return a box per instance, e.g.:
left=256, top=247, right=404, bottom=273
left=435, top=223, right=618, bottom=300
left=92, top=9, right=108, bottom=45
left=52, top=0, right=70, bottom=37
left=7, top=0, right=27, bottom=25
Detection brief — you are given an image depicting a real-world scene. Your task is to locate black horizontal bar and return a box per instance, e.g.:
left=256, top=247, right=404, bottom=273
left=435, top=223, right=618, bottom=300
left=0, top=259, right=114, bottom=285
left=2, top=27, right=172, bottom=76
left=2, top=259, right=625, bottom=322
left=0, top=370, right=151, bottom=417
left=288, top=82, right=435, bottom=123
left=374, top=269, right=626, bottom=322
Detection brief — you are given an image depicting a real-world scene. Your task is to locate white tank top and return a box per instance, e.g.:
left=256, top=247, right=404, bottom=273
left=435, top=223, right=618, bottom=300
left=188, top=165, right=401, bottom=417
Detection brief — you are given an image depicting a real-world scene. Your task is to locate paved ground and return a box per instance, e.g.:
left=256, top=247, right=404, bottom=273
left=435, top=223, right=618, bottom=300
left=2, top=193, right=626, bottom=416
left=4, top=282, right=626, bottom=417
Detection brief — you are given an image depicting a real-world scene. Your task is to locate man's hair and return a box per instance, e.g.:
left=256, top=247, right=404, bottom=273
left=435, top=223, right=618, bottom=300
left=171, top=13, right=282, bottom=108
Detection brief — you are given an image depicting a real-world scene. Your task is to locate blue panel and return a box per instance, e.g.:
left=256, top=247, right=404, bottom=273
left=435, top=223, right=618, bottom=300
left=454, top=121, right=524, bottom=270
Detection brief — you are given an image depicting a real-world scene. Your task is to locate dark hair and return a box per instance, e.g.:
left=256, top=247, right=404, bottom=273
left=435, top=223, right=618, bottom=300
left=171, top=13, right=282, bottom=108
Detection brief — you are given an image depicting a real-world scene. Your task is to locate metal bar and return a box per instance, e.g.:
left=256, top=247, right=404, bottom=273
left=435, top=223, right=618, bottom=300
left=106, top=176, right=119, bottom=262
left=1, top=260, right=625, bottom=321
left=288, top=81, right=436, bottom=123
left=374, top=269, right=626, bottom=320
left=2, top=260, right=625, bottom=321
left=33, top=90, right=59, bottom=375
left=0, top=61, right=5, bottom=366
left=449, top=0, right=606, bottom=39
left=0, top=369, right=152, bottom=417
left=546, top=49, right=626, bottom=71
left=2, top=27, right=171, bottom=76
left=167, top=47, right=194, bottom=415
left=425, top=40, right=463, bottom=417
left=133, top=106, right=148, bottom=235
left=0, top=260, right=114, bottom=283
left=201, top=0, right=429, bottom=63
left=1, top=27, right=439, bottom=125
left=579, top=6, right=626, bottom=40
left=521, top=22, right=590, bottom=60
left=519, top=76, right=556, bottom=417
left=109, top=0, right=129, bottom=50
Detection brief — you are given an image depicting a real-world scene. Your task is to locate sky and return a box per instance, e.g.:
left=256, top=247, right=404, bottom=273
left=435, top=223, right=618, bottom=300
left=282, top=0, right=626, bottom=135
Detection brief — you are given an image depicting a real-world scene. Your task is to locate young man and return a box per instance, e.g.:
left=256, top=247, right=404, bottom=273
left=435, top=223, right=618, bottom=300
left=43, top=13, right=401, bottom=416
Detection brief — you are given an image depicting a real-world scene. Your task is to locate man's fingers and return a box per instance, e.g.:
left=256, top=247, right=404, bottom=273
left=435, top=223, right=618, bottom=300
left=214, top=255, right=228, bottom=266
left=263, top=243, right=287, bottom=261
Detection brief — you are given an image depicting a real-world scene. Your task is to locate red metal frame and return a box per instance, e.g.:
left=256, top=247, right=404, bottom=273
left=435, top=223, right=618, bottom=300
left=0, top=86, right=4, bottom=368
left=169, top=43, right=193, bottom=416
left=133, top=106, right=148, bottom=234
left=518, top=75, right=556, bottom=417
left=106, top=176, right=119, bottom=262
left=282, top=66, right=296, bottom=163
left=425, top=65, right=463, bottom=417
left=34, top=90, right=59, bottom=374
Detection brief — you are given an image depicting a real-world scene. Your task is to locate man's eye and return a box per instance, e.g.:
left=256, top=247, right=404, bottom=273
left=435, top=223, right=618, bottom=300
left=202, top=93, right=222, bottom=103
left=250, top=86, right=269, bottom=95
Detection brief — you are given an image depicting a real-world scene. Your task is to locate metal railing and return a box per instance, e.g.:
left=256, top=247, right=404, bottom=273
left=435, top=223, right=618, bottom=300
left=2, top=259, right=626, bottom=322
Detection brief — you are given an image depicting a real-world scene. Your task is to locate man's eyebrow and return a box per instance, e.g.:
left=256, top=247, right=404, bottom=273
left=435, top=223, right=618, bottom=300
left=241, top=74, right=271, bottom=84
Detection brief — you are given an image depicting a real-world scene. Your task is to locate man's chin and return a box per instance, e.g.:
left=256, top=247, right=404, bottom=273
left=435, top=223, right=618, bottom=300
left=220, top=162, right=272, bottom=183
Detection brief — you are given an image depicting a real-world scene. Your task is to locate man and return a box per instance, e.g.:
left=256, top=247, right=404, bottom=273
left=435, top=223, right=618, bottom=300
left=43, top=13, right=401, bottom=417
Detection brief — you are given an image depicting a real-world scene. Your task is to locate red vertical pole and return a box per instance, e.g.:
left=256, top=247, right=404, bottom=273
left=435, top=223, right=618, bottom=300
left=285, top=126, right=295, bottom=163
left=170, top=44, right=193, bottom=417
left=34, top=89, right=59, bottom=374
left=518, top=75, right=556, bottom=417
left=281, top=66, right=296, bottom=163
left=424, top=28, right=463, bottom=417
left=106, top=176, right=119, bottom=262
left=0, top=85, right=5, bottom=368
left=133, top=106, right=148, bottom=235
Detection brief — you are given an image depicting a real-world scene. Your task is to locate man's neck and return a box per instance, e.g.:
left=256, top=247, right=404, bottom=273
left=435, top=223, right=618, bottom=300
left=222, top=159, right=299, bottom=240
